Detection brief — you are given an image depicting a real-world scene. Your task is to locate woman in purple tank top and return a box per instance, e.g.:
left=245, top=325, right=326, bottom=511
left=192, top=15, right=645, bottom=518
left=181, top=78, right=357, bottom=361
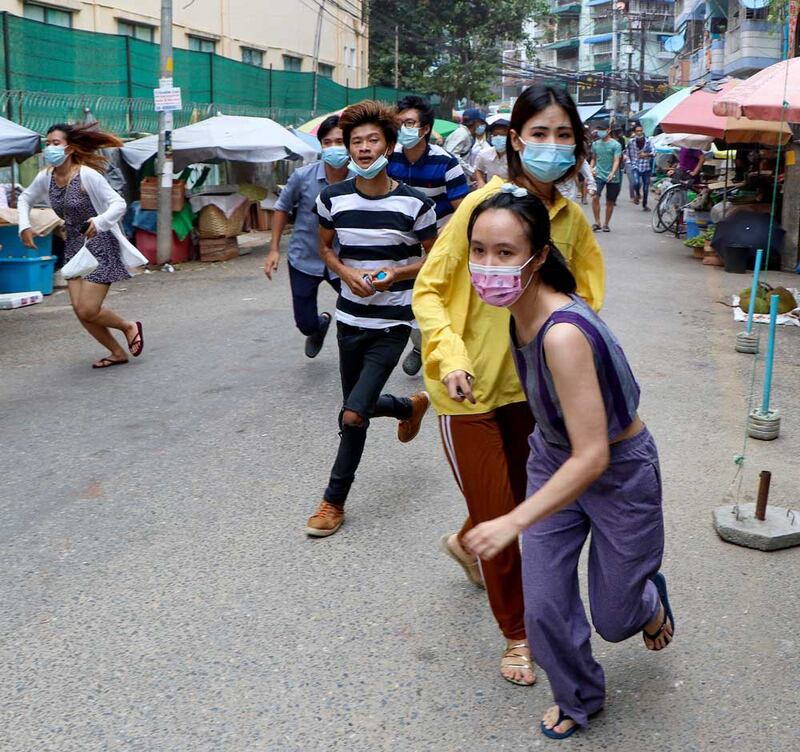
left=461, top=189, right=675, bottom=740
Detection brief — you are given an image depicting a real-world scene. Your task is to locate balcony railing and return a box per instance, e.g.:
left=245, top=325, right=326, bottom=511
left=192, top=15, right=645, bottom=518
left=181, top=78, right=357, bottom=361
left=593, top=19, right=613, bottom=34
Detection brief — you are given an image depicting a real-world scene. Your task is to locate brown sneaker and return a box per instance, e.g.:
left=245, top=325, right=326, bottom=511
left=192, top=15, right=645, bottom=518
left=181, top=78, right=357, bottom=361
left=306, top=499, right=345, bottom=537
left=397, top=391, right=430, bottom=443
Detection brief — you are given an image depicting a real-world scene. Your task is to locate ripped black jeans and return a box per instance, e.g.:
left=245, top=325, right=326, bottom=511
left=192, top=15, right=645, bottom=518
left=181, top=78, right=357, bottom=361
left=324, top=322, right=414, bottom=505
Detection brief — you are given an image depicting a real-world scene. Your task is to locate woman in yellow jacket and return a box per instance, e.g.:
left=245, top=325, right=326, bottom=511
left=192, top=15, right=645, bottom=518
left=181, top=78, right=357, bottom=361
left=412, top=84, right=605, bottom=686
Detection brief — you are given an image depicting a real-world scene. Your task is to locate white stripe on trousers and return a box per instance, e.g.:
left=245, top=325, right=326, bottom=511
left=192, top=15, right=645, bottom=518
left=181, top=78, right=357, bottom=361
left=439, top=415, right=464, bottom=493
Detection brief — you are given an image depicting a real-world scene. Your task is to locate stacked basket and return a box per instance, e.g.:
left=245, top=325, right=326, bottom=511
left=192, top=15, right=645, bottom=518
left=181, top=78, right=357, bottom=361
left=197, top=200, right=248, bottom=262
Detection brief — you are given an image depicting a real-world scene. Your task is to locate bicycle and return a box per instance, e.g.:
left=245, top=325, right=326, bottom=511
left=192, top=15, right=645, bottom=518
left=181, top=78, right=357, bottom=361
left=651, top=176, right=692, bottom=236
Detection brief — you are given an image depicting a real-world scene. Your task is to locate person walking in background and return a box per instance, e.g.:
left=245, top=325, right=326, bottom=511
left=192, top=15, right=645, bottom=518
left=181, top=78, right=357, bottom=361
left=558, top=160, right=596, bottom=204
left=19, top=123, right=143, bottom=369
left=626, top=124, right=654, bottom=210
left=444, top=107, right=487, bottom=182
left=590, top=121, right=622, bottom=232
left=388, top=95, right=468, bottom=376
left=264, top=115, right=349, bottom=358
left=413, top=84, right=605, bottom=688
left=306, top=101, right=438, bottom=538
left=474, top=118, right=510, bottom=187
left=463, top=191, right=673, bottom=740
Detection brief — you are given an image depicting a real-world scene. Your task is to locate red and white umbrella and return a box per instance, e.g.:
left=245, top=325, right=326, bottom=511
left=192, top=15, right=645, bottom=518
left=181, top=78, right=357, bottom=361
left=660, top=80, right=790, bottom=146
left=713, top=57, right=800, bottom=123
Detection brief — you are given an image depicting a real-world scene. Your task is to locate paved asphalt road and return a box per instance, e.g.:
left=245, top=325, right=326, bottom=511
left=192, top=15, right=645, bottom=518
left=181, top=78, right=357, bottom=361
left=2, top=196, right=799, bottom=751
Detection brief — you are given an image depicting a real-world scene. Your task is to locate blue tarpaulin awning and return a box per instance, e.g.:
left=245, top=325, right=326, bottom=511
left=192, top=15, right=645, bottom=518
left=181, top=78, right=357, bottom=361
left=584, top=33, right=613, bottom=44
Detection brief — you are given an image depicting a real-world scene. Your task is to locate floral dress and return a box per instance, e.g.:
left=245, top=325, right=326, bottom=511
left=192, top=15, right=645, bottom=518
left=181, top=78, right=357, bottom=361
left=49, top=173, right=130, bottom=285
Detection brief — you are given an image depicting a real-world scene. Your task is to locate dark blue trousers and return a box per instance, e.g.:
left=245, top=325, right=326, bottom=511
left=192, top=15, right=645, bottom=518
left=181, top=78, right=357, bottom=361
left=287, top=262, right=341, bottom=336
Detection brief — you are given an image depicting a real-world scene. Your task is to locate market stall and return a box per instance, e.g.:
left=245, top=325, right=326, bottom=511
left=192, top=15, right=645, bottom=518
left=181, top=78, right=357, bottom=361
left=0, top=117, right=62, bottom=299
left=121, top=115, right=317, bottom=263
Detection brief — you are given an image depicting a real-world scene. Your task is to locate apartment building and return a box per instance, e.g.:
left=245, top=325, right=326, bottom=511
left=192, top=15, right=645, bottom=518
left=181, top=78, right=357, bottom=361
left=1, top=0, right=368, bottom=86
left=666, top=0, right=784, bottom=86
left=534, top=0, right=673, bottom=106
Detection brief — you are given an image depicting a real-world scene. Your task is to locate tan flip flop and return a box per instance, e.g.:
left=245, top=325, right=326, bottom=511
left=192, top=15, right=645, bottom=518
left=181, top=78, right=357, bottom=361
left=439, top=533, right=484, bottom=589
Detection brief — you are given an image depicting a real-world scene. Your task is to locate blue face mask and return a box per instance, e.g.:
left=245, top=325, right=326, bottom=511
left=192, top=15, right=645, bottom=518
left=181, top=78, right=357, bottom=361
left=44, top=145, right=67, bottom=167
left=398, top=126, right=423, bottom=149
left=491, top=135, right=507, bottom=153
left=520, top=140, right=576, bottom=183
left=321, top=146, right=350, bottom=168
left=348, top=153, right=389, bottom=180
left=475, top=124, right=487, bottom=136
left=596, top=130, right=608, bottom=139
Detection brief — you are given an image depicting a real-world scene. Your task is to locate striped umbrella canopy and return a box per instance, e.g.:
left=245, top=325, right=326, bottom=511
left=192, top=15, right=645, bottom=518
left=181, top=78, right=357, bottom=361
left=297, top=109, right=345, bottom=135
left=640, top=87, right=693, bottom=136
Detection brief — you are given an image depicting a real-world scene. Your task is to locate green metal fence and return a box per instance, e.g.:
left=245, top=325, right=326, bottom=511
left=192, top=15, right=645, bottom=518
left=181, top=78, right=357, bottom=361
left=0, top=13, right=416, bottom=134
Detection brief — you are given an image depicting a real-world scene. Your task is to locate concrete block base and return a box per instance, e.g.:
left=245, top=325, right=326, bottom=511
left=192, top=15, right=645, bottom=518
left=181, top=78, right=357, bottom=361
left=713, top=503, right=800, bottom=551
left=735, top=331, right=759, bottom=354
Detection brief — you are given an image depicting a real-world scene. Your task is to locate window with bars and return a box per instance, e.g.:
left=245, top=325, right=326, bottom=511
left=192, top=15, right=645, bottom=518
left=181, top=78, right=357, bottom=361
left=23, top=2, right=72, bottom=27
left=241, top=47, right=263, bottom=66
left=117, top=20, right=155, bottom=42
left=188, top=35, right=216, bottom=53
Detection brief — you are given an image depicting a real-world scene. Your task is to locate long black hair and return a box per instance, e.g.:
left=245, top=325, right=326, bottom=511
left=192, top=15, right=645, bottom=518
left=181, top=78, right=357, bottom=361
left=467, top=190, right=577, bottom=295
left=507, top=84, right=586, bottom=185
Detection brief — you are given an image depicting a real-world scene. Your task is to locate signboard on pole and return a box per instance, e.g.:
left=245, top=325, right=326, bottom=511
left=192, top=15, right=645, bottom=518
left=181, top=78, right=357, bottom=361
left=154, top=85, right=182, bottom=112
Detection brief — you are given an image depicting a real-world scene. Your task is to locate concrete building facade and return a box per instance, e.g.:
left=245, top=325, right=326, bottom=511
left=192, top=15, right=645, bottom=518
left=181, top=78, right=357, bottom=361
left=3, top=0, right=368, bottom=86
left=667, top=0, right=783, bottom=85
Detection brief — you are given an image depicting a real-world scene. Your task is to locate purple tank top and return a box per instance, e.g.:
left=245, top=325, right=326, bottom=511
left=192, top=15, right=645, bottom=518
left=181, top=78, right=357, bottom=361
left=511, top=295, right=640, bottom=449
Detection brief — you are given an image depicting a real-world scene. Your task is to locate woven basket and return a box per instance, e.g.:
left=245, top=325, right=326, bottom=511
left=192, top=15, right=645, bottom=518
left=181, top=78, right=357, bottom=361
left=197, top=201, right=248, bottom=238
left=140, top=177, right=186, bottom=212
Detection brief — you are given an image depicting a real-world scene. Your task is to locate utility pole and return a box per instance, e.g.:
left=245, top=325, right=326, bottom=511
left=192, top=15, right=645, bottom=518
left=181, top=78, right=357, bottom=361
left=156, top=0, right=173, bottom=266
left=610, top=5, right=619, bottom=121
left=394, top=24, right=399, bottom=89
left=311, top=0, right=324, bottom=115
left=638, top=19, right=646, bottom=111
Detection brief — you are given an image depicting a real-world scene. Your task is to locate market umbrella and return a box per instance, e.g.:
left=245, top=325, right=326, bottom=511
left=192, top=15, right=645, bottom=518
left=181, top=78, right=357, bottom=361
left=297, top=109, right=344, bottom=136
left=713, top=57, right=800, bottom=123
left=290, top=127, right=322, bottom=153
left=660, top=81, right=791, bottom=146
left=0, top=116, right=41, bottom=164
left=650, top=132, right=713, bottom=151
left=433, top=118, right=459, bottom=137
left=120, top=114, right=318, bottom=171
left=712, top=210, right=785, bottom=265
left=640, top=87, right=692, bottom=136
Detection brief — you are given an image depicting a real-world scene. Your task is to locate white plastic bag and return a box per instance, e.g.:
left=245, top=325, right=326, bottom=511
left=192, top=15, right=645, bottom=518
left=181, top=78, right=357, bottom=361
left=61, top=244, right=99, bottom=279
left=121, top=243, right=148, bottom=269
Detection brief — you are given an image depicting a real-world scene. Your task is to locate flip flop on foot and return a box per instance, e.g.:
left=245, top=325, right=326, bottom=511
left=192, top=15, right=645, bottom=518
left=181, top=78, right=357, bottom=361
left=439, top=533, right=484, bottom=589
left=127, top=321, right=144, bottom=357
left=592, top=223, right=601, bottom=231
left=602, top=225, right=611, bottom=232
left=92, top=357, right=128, bottom=369
left=501, top=642, right=536, bottom=687
left=540, top=706, right=578, bottom=740
left=643, top=571, right=675, bottom=651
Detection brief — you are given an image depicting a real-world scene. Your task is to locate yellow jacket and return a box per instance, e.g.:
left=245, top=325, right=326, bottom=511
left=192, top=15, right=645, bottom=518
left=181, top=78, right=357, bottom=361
left=412, top=176, right=605, bottom=416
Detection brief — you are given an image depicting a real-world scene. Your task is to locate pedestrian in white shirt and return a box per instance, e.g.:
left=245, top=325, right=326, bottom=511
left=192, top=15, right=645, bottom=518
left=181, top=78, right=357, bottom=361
left=475, top=118, right=511, bottom=187
left=444, top=107, right=487, bottom=181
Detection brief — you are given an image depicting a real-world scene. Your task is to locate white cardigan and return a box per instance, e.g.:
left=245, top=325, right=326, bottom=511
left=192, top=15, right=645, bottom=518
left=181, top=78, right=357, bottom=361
left=18, top=165, right=145, bottom=265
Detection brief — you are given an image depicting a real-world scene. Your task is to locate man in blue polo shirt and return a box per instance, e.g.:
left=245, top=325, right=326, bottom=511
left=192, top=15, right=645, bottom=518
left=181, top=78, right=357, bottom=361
left=388, top=95, right=469, bottom=375
left=264, top=115, right=350, bottom=358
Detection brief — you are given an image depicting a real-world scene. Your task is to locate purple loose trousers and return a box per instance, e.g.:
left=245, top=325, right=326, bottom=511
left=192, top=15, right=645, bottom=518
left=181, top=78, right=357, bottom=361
left=521, top=426, right=665, bottom=727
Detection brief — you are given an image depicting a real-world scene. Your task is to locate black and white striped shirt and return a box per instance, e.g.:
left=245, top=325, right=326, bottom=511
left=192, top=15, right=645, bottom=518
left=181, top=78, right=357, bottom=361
left=315, top=179, right=437, bottom=329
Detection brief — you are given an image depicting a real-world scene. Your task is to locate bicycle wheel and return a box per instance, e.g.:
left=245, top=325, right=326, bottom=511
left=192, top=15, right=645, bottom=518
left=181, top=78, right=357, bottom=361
left=651, top=186, right=677, bottom=233
left=657, top=186, right=685, bottom=233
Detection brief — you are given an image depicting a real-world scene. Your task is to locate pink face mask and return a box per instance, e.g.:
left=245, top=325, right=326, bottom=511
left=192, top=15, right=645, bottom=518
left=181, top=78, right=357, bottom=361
left=469, top=257, right=534, bottom=307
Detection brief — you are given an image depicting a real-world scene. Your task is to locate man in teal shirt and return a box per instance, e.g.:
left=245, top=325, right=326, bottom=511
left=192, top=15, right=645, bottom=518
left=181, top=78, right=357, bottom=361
left=590, top=121, right=622, bottom=232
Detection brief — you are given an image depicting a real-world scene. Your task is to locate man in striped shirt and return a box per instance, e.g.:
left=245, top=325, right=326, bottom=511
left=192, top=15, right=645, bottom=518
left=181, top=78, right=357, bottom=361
left=307, top=100, right=438, bottom=538
left=388, top=95, right=469, bottom=375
